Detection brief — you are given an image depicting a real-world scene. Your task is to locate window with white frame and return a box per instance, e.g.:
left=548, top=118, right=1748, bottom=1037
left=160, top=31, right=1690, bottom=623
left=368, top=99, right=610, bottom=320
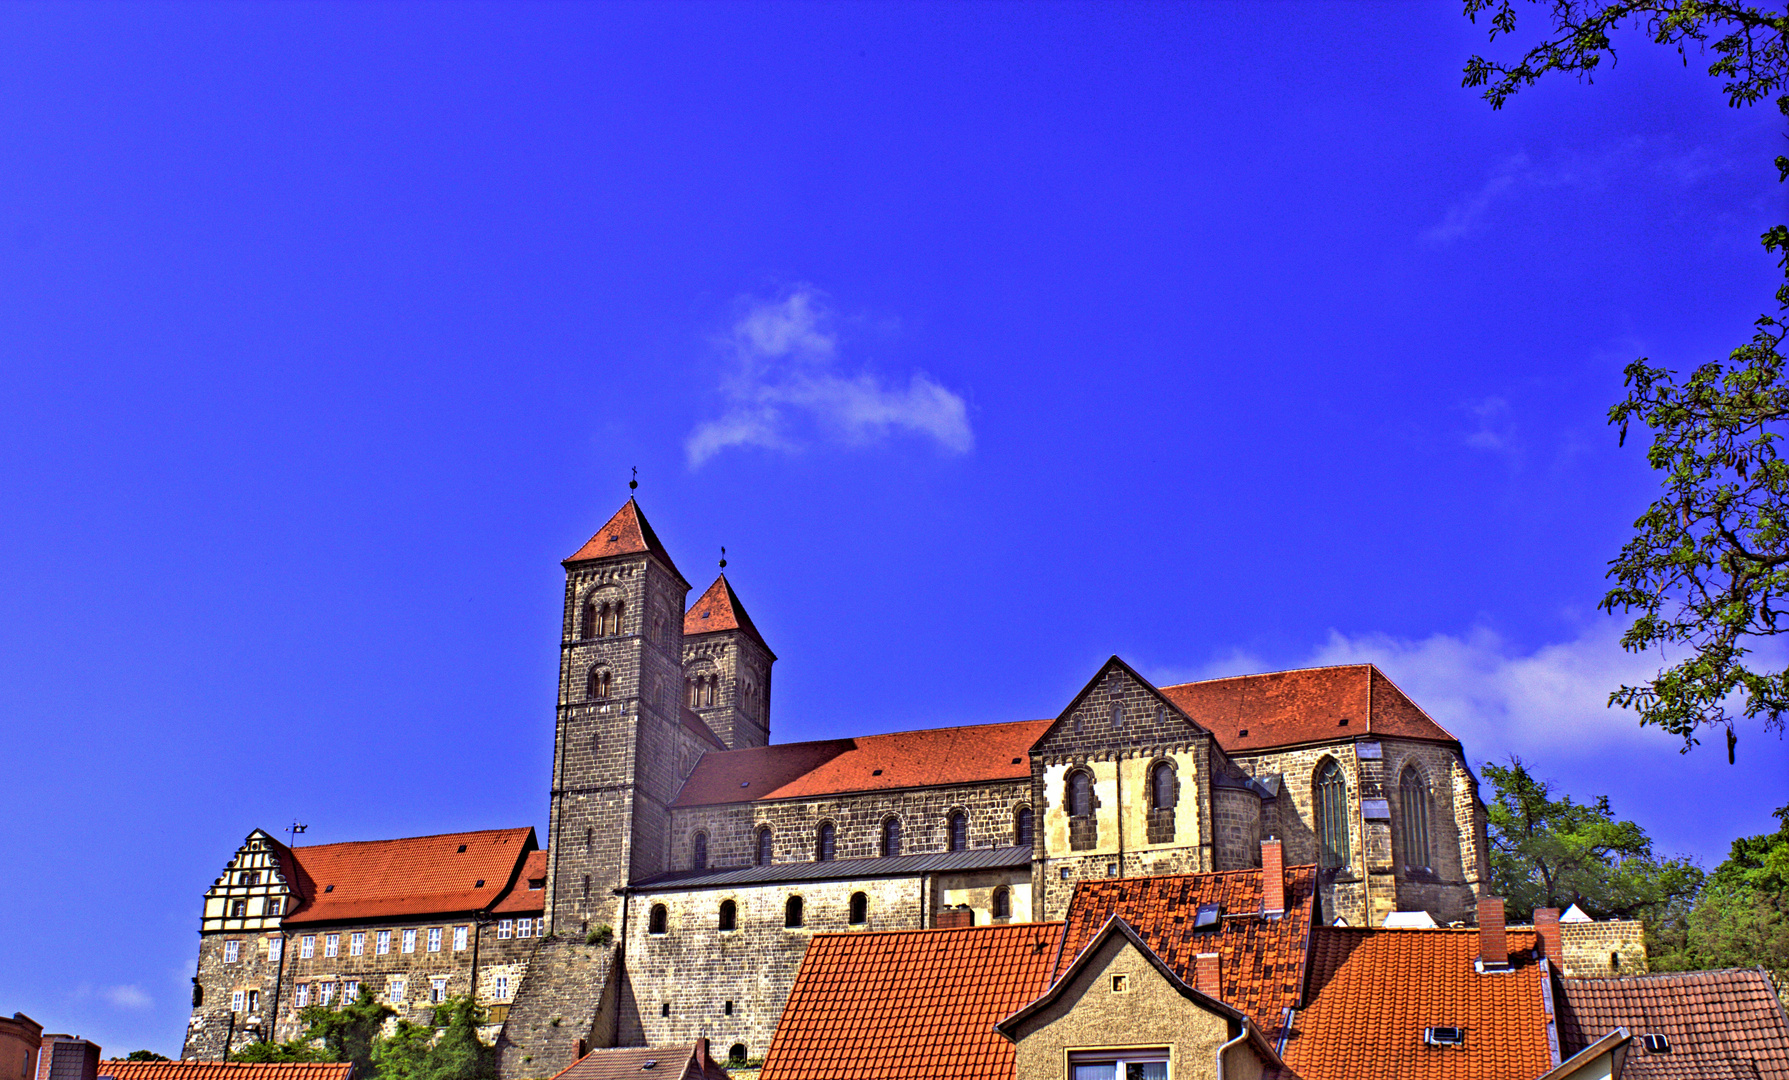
left=516, top=918, right=531, bottom=937
left=427, top=927, right=442, bottom=952
left=344, top=980, right=359, bottom=1003
left=295, top=984, right=310, bottom=1008
left=387, top=976, right=405, bottom=1003
left=324, top=933, right=339, bottom=958
left=453, top=926, right=467, bottom=951
left=230, top=990, right=245, bottom=1013
left=430, top=978, right=447, bottom=1004
left=301, top=935, right=315, bottom=959
left=223, top=941, right=241, bottom=964
left=497, top=919, right=513, bottom=940
left=268, top=937, right=283, bottom=962
left=402, top=929, right=416, bottom=953
left=319, top=983, right=335, bottom=1006
left=377, top=930, right=391, bottom=955
left=349, top=931, right=365, bottom=956
left=1067, top=1049, right=1169, bottom=1080
left=494, top=975, right=509, bottom=1001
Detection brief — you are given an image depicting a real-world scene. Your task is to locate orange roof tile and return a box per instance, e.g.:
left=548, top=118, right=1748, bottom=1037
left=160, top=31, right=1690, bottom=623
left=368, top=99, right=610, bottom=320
left=760, top=923, right=1062, bottom=1080
left=491, top=849, right=548, bottom=915
left=1284, top=927, right=1554, bottom=1080
left=1160, top=665, right=1458, bottom=754
left=1055, top=864, right=1319, bottom=1041
left=99, top=1065, right=351, bottom=1080
left=546, top=1044, right=729, bottom=1080
left=1559, top=968, right=1789, bottom=1080
left=563, top=500, right=687, bottom=585
left=683, top=576, right=774, bottom=657
left=283, top=828, right=536, bottom=924
left=671, top=720, right=1052, bottom=806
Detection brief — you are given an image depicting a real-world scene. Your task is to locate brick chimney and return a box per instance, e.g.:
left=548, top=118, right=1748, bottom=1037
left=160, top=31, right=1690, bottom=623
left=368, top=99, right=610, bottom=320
left=1477, top=895, right=1508, bottom=970
left=1533, top=908, right=1562, bottom=963
left=1261, top=839, right=1285, bottom=915
left=935, top=906, right=974, bottom=929
left=694, top=1038, right=709, bottom=1075
left=1194, top=952, right=1221, bottom=999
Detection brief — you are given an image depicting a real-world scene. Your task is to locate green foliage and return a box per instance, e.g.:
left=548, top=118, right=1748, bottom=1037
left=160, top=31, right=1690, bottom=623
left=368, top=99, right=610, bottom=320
left=291, top=988, right=396, bottom=1077
left=231, top=1040, right=332, bottom=1064
left=1484, top=758, right=1704, bottom=920
left=1463, top=1, right=1789, bottom=758
left=123, top=1052, right=170, bottom=1063
left=1652, top=804, right=1789, bottom=983
left=233, top=994, right=496, bottom=1080
left=586, top=924, right=613, bottom=947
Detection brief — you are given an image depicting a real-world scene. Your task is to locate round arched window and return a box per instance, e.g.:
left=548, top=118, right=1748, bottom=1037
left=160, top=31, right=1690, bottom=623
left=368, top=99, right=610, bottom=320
left=1068, top=770, right=1094, bottom=818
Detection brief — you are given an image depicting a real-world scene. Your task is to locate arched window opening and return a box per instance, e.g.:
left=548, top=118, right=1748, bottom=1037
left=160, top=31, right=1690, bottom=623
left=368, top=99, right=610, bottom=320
left=1314, top=758, right=1350, bottom=869
left=816, top=822, right=836, bottom=862
left=647, top=904, right=668, bottom=935
left=702, top=676, right=716, bottom=708
left=1111, top=702, right=1124, bottom=728
left=728, top=1046, right=747, bottom=1066
left=1067, top=769, right=1098, bottom=851
left=880, top=817, right=902, bottom=858
left=718, top=899, right=737, bottom=931
left=587, top=667, right=610, bottom=700
left=692, top=832, right=708, bottom=871
left=784, top=895, right=803, bottom=928
left=685, top=677, right=696, bottom=708
left=947, top=811, right=968, bottom=853
left=1399, top=766, right=1432, bottom=870
left=1147, top=761, right=1177, bottom=844
left=848, top=892, right=868, bottom=925
left=582, top=601, right=598, bottom=640
left=1015, top=806, right=1034, bottom=847
left=755, top=827, right=773, bottom=866
left=992, top=886, right=1011, bottom=920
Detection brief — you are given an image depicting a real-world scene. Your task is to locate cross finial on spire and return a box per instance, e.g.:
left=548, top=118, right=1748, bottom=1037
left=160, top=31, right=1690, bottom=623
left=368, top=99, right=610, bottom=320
left=719, top=545, right=727, bottom=571
left=629, top=466, right=638, bottom=496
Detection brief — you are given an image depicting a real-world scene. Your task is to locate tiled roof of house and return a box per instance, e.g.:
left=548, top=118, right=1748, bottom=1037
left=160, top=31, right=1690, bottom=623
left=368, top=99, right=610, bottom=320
left=671, top=719, right=1052, bottom=806
left=1159, top=664, right=1458, bottom=753
left=760, top=922, right=1062, bottom=1080
left=283, top=827, right=536, bottom=924
left=99, top=1064, right=352, bottom=1080
left=491, top=849, right=548, bottom=914
left=1558, top=968, right=1789, bottom=1080
left=546, top=1044, right=729, bottom=1080
left=683, top=575, right=774, bottom=658
left=1054, top=864, right=1319, bottom=1041
left=563, top=500, right=687, bottom=586
left=1284, top=927, right=1554, bottom=1080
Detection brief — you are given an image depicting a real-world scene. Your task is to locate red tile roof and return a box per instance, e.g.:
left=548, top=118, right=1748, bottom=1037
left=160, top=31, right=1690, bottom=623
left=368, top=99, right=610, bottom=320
left=491, top=849, right=548, bottom=915
left=1160, top=665, right=1458, bottom=754
left=1559, top=968, right=1789, bottom=1080
left=683, top=576, right=774, bottom=657
left=563, top=500, right=687, bottom=585
left=760, top=923, right=1062, bottom=1080
left=1055, top=864, right=1319, bottom=1041
left=546, top=1044, right=729, bottom=1080
left=283, top=828, right=536, bottom=924
left=99, top=1065, right=352, bottom=1080
left=671, top=720, right=1052, bottom=807
left=677, top=707, right=726, bottom=751
left=1285, top=927, right=1554, bottom=1080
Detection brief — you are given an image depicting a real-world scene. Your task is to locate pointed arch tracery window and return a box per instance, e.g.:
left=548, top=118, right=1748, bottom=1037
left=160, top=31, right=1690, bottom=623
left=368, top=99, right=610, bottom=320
left=1314, top=758, right=1350, bottom=869
left=1399, top=765, right=1432, bottom=870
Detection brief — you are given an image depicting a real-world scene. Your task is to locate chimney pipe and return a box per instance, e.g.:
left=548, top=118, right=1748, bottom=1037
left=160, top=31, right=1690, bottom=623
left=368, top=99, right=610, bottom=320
left=1477, top=895, right=1508, bottom=970
left=1194, top=952, right=1221, bottom=999
left=1533, top=908, right=1561, bottom=964
left=1260, top=839, right=1285, bottom=915
left=695, top=1038, right=708, bottom=1074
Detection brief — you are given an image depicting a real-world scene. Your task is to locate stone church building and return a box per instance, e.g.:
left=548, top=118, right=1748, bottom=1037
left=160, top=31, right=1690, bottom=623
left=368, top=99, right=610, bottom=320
left=184, top=498, right=1490, bottom=1075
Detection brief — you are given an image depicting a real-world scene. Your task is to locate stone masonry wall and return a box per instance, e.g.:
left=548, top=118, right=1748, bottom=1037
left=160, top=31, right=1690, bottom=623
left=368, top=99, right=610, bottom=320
left=183, top=932, right=283, bottom=1059
left=495, top=938, right=618, bottom=1080
left=683, top=629, right=772, bottom=751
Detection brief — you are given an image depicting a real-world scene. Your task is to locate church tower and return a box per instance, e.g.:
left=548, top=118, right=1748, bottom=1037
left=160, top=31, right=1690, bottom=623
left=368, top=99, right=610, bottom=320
left=545, top=498, right=701, bottom=935
left=682, top=574, right=776, bottom=749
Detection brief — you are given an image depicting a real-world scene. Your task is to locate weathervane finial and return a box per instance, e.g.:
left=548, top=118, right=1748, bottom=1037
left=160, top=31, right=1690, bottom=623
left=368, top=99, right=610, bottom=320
left=719, top=545, right=727, bottom=571
left=629, top=466, right=638, bottom=496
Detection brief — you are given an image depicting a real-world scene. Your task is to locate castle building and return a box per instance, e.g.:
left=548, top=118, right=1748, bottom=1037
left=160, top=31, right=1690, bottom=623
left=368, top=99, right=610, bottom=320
left=185, top=499, right=1491, bottom=1075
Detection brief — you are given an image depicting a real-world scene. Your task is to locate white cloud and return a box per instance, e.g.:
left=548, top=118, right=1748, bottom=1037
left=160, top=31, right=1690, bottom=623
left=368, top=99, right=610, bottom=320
left=1462, top=396, right=1515, bottom=454
left=102, top=985, right=152, bottom=1009
left=686, top=287, right=974, bottom=468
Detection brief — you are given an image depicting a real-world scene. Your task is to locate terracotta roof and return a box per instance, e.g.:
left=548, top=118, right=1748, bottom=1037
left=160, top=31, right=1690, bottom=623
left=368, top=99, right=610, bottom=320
left=99, top=1065, right=352, bottom=1080
left=1558, top=968, right=1789, bottom=1080
left=563, top=500, right=687, bottom=585
left=1285, top=927, right=1554, bottom=1080
left=671, top=719, right=1052, bottom=807
left=283, top=828, right=536, bottom=924
left=677, top=707, right=726, bottom=751
left=547, top=1044, right=729, bottom=1080
left=760, top=922, right=1062, bottom=1080
left=1054, top=864, right=1319, bottom=1041
left=492, top=849, right=548, bottom=915
left=683, top=576, right=774, bottom=658
left=1159, top=665, right=1459, bottom=754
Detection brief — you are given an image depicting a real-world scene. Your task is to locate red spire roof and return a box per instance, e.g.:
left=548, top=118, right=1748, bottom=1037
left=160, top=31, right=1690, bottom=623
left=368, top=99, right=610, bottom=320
left=563, top=500, right=687, bottom=584
left=684, top=575, right=773, bottom=656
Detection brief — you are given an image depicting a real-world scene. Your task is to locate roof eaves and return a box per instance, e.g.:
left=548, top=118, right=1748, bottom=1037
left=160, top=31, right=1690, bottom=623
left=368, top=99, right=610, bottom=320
left=1532, top=1026, right=1631, bottom=1080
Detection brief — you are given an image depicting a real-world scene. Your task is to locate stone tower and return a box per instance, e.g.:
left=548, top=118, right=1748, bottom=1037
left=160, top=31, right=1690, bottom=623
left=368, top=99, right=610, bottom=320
left=681, top=574, right=776, bottom=750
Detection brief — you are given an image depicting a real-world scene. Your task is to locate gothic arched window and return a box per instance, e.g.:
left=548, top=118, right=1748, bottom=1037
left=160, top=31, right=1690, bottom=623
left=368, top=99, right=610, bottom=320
left=1399, top=766, right=1432, bottom=870
left=880, top=816, right=902, bottom=858
left=1014, top=806, right=1034, bottom=847
left=816, top=822, right=836, bottom=862
left=692, top=832, right=708, bottom=871
left=1314, top=758, right=1350, bottom=869
left=849, top=891, right=868, bottom=925
left=718, top=899, right=736, bottom=931
left=947, top=811, right=968, bottom=852
left=755, top=827, right=773, bottom=867
left=992, top=886, right=1011, bottom=920
left=647, top=904, right=668, bottom=935
left=1068, top=770, right=1094, bottom=818
left=784, top=895, right=803, bottom=928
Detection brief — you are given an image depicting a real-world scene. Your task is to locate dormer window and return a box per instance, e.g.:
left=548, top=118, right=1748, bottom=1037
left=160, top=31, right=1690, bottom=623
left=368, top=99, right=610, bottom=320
left=1642, top=1034, right=1670, bottom=1054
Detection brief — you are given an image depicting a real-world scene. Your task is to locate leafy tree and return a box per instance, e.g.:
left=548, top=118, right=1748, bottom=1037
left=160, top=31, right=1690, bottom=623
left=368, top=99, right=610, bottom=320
left=286, top=989, right=396, bottom=1076
left=374, top=998, right=494, bottom=1080
left=1484, top=758, right=1703, bottom=920
left=123, top=1052, right=169, bottom=1063
left=231, top=1039, right=332, bottom=1065
left=1463, top=1, right=1789, bottom=759
left=1654, top=804, right=1789, bottom=980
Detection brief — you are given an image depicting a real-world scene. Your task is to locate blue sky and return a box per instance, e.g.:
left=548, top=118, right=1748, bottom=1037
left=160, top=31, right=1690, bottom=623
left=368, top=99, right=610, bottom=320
left=2, top=0, right=1785, bottom=1056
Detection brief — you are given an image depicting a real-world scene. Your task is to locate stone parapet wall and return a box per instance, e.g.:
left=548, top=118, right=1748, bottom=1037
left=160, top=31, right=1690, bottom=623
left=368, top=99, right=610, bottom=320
left=495, top=938, right=619, bottom=1080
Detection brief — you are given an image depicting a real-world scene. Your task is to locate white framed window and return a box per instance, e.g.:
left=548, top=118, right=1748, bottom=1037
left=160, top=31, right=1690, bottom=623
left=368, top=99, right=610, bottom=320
left=344, top=980, right=359, bottom=1003
left=267, top=937, right=283, bottom=962
left=494, top=975, right=509, bottom=1001
left=402, top=929, right=416, bottom=954
left=387, top=976, right=405, bottom=1003
left=319, top=982, right=335, bottom=1006
left=429, top=977, right=447, bottom=1004
left=516, top=918, right=531, bottom=938
left=497, top=919, right=513, bottom=940
left=453, top=926, right=468, bottom=951
left=301, top=935, right=315, bottom=959
left=1067, top=1050, right=1169, bottom=1080
left=427, top=927, right=442, bottom=953
left=349, top=932, right=365, bottom=956
left=295, top=983, right=310, bottom=1008
left=261, top=897, right=281, bottom=918
left=223, top=941, right=241, bottom=964
left=376, top=930, right=391, bottom=954
left=230, top=990, right=245, bottom=1012
left=324, top=933, right=339, bottom=958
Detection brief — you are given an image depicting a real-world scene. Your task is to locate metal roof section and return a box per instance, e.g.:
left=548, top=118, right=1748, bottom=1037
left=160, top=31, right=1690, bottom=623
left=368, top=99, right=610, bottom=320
left=629, top=844, right=1033, bottom=892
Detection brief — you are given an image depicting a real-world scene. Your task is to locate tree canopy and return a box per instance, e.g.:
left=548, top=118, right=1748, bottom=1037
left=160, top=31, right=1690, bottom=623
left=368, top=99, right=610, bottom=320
left=233, top=991, right=493, bottom=1080
left=1651, top=803, right=1789, bottom=982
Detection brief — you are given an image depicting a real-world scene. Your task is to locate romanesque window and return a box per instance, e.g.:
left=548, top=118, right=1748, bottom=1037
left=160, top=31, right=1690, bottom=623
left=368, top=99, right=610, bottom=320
left=729, top=1046, right=747, bottom=1066
left=587, top=667, right=611, bottom=699
left=849, top=892, right=868, bottom=924
left=880, top=817, right=902, bottom=858
left=947, top=811, right=968, bottom=852
left=992, top=886, right=1011, bottom=920
left=1148, top=761, right=1177, bottom=845
left=755, top=827, right=773, bottom=866
left=718, top=900, right=737, bottom=931
left=692, top=832, right=708, bottom=871
left=784, top=895, right=804, bottom=928
left=816, top=822, right=836, bottom=862
left=1111, top=702, right=1124, bottom=728
left=1314, top=758, right=1350, bottom=869
left=703, top=676, right=716, bottom=708
left=605, top=601, right=625, bottom=636
left=1068, top=769, right=1098, bottom=852
left=1015, top=806, right=1034, bottom=847
left=582, top=601, right=598, bottom=639
left=1399, top=765, right=1432, bottom=870
left=648, top=904, right=668, bottom=935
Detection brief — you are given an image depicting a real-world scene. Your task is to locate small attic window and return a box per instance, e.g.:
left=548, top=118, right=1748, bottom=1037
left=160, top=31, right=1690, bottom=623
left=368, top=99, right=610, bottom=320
left=640, top=1059, right=657, bottom=1070
left=529, top=878, right=545, bottom=890
left=324, top=885, right=334, bottom=893
left=1238, top=728, right=1249, bottom=737
left=608, top=533, right=619, bottom=542
left=457, top=844, right=468, bottom=853
left=1011, top=757, right=1023, bottom=764
left=740, top=781, right=749, bottom=788
left=701, top=611, right=710, bottom=619
left=1642, top=1034, right=1670, bottom=1054
left=475, top=879, right=485, bottom=888
left=1193, top=903, right=1222, bottom=930
left=1109, top=974, right=1129, bottom=993
left=1423, top=1027, right=1466, bottom=1048
left=872, top=769, right=883, bottom=776
left=1338, top=718, right=1349, bottom=727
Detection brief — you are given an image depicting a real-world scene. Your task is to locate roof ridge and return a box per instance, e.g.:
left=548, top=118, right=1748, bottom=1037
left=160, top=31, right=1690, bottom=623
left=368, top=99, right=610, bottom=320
left=1158, top=662, right=1374, bottom=691
left=293, top=825, right=532, bottom=850
left=709, top=718, right=1053, bottom=758
left=809, top=920, right=1065, bottom=942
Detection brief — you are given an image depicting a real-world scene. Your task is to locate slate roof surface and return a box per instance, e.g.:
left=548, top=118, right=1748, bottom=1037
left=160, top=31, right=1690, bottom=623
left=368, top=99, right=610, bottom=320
left=99, top=1065, right=352, bottom=1080
left=1285, top=926, right=1554, bottom=1080
left=631, top=845, right=1033, bottom=892
left=283, top=827, right=536, bottom=924
left=671, top=720, right=1051, bottom=807
left=1054, top=864, right=1319, bottom=1041
left=563, top=499, right=687, bottom=585
left=547, top=1045, right=729, bottom=1080
left=491, top=849, right=548, bottom=914
left=1159, top=664, right=1459, bottom=753
left=1558, top=968, right=1789, bottom=1080
left=759, top=922, right=1062, bottom=1080
left=683, top=575, right=774, bottom=657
